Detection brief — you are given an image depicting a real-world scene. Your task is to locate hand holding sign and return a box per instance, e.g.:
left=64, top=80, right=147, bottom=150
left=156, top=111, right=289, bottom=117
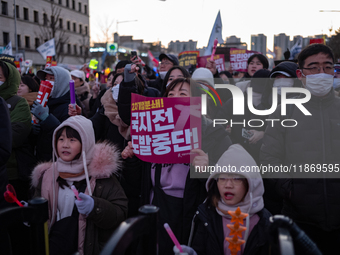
left=206, top=59, right=217, bottom=75
left=122, top=141, right=135, bottom=159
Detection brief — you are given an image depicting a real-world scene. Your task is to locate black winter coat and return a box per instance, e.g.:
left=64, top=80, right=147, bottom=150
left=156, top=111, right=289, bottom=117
left=260, top=90, right=340, bottom=231
left=191, top=203, right=271, bottom=255
left=0, top=97, right=11, bottom=208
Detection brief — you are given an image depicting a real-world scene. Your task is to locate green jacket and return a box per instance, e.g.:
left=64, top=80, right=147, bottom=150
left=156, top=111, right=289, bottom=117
left=0, top=61, right=31, bottom=180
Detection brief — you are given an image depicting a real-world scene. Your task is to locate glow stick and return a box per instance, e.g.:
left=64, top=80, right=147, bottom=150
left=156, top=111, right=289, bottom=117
left=69, top=80, right=76, bottom=109
left=164, top=223, right=183, bottom=252
left=71, top=185, right=81, bottom=200
left=210, top=38, right=218, bottom=61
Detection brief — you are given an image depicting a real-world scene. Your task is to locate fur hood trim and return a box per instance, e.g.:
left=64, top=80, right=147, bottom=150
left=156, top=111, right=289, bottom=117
left=31, top=141, right=121, bottom=187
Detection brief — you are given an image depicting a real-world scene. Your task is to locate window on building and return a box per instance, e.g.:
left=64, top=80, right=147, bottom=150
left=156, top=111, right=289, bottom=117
left=59, top=18, right=63, bottom=29
left=85, top=47, right=88, bottom=56
left=84, top=5, right=87, bottom=14
left=43, top=13, right=48, bottom=26
left=84, top=26, right=88, bottom=35
left=78, top=2, right=81, bottom=12
left=73, top=45, right=77, bottom=54
left=17, top=34, right=21, bottom=48
left=51, top=15, right=55, bottom=26
left=72, top=0, right=75, bottom=10
left=1, top=1, right=8, bottom=15
left=35, top=37, right=40, bottom=48
left=16, top=5, right=19, bottom=18
left=67, top=44, right=71, bottom=53
left=34, top=11, right=38, bottom=23
left=79, top=24, right=82, bottom=34
left=3, top=32, right=9, bottom=45
left=66, top=0, right=69, bottom=7
left=60, top=43, right=64, bottom=53
left=25, top=36, right=30, bottom=48
left=67, top=21, right=70, bottom=30
left=73, top=22, right=76, bottom=32
left=23, top=7, right=28, bottom=20
left=79, top=46, right=83, bottom=55
left=59, top=0, right=62, bottom=4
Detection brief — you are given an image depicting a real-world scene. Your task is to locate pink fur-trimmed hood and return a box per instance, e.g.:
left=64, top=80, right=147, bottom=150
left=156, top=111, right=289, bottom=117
left=87, top=141, right=121, bottom=179
left=31, top=141, right=121, bottom=187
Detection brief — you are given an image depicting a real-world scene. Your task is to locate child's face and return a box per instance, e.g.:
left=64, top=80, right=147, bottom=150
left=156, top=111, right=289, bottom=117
left=57, top=129, right=82, bottom=162
left=217, top=173, right=247, bottom=206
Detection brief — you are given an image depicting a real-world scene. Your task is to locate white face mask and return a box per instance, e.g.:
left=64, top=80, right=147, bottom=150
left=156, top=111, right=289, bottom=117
left=159, top=71, right=167, bottom=79
left=333, top=78, right=340, bottom=89
left=112, top=84, right=120, bottom=102
left=273, top=78, right=294, bottom=95
left=0, top=81, right=4, bottom=86
left=302, top=72, right=333, bottom=97
left=46, top=80, right=55, bottom=95
left=234, top=78, right=241, bottom=82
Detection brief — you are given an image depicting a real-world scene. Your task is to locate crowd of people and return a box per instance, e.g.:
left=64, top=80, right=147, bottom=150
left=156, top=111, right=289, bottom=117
left=1, top=43, right=340, bottom=255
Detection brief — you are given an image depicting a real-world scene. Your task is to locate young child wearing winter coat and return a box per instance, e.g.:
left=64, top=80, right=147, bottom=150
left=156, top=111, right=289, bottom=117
left=31, top=115, right=128, bottom=255
left=176, top=144, right=271, bottom=255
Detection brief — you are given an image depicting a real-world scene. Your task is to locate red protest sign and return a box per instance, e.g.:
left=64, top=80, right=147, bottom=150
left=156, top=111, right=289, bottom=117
left=229, top=48, right=261, bottom=72
left=130, top=94, right=202, bottom=164
left=197, top=54, right=225, bottom=73
left=45, top=56, right=52, bottom=68
left=309, top=38, right=325, bottom=45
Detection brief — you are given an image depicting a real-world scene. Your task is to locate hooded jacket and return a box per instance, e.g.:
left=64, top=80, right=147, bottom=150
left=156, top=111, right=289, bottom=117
left=0, top=61, right=32, bottom=181
left=190, top=144, right=271, bottom=255
left=31, top=116, right=128, bottom=255
left=35, top=66, right=83, bottom=162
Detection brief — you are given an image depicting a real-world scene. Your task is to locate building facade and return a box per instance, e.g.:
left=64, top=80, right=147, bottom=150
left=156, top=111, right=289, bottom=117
left=0, top=0, right=90, bottom=67
left=251, top=33, right=267, bottom=55
left=167, top=40, right=197, bottom=54
left=274, top=33, right=290, bottom=60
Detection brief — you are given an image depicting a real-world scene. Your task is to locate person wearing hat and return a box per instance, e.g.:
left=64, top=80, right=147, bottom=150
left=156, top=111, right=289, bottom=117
left=0, top=60, right=32, bottom=202
left=148, top=53, right=179, bottom=92
left=71, top=70, right=92, bottom=118
left=32, top=66, right=82, bottom=162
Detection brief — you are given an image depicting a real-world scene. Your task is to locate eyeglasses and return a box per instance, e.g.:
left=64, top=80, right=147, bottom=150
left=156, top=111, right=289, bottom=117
left=301, top=66, right=334, bottom=75
left=160, top=61, right=173, bottom=66
left=217, top=175, right=244, bottom=185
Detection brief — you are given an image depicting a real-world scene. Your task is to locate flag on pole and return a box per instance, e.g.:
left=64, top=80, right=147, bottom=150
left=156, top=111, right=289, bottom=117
left=148, top=50, right=159, bottom=67
left=289, top=37, right=303, bottom=60
left=36, top=38, right=56, bottom=60
left=204, top=10, right=224, bottom=56
left=3, top=41, right=13, bottom=55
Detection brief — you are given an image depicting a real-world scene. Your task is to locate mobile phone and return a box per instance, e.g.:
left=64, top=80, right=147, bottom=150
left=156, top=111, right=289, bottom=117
left=242, top=128, right=254, bottom=140
left=131, top=51, right=137, bottom=58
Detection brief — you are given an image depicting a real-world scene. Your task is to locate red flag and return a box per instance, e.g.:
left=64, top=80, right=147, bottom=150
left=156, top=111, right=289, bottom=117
left=148, top=50, right=159, bottom=67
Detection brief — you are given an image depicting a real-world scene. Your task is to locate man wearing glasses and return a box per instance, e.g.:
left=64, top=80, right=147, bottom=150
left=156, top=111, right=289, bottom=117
left=147, top=53, right=179, bottom=92
left=260, top=43, right=340, bottom=255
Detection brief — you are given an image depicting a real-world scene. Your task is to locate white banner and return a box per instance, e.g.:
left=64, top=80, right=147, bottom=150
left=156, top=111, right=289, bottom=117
left=36, top=38, right=56, bottom=60
left=204, top=10, right=224, bottom=56
left=0, top=41, right=13, bottom=55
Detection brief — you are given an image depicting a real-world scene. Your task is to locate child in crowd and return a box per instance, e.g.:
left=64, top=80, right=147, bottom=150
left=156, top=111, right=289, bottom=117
left=31, top=115, right=128, bottom=255
left=177, top=144, right=271, bottom=255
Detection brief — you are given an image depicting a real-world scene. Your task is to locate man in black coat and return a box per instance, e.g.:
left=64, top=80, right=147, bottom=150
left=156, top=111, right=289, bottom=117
left=260, top=43, right=340, bottom=255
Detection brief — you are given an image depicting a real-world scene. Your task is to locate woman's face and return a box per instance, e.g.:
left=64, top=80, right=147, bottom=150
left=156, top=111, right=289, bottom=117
left=217, top=173, right=247, bottom=206
left=17, top=81, right=30, bottom=96
left=113, top=75, right=123, bottom=87
left=71, top=76, right=83, bottom=88
left=168, top=69, right=184, bottom=83
left=106, top=74, right=114, bottom=88
left=167, top=82, right=190, bottom=98
left=247, top=57, right=264, bottom=77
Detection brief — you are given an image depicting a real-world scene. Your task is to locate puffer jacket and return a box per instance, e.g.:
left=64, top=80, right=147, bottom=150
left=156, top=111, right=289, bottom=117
left=260, top=89, right=340, bottom=231
left=191, top=204, right=271, bottom=255
left=0, top=61, right=31, bottom=181
left=31, top=116, right=128, bottom=255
